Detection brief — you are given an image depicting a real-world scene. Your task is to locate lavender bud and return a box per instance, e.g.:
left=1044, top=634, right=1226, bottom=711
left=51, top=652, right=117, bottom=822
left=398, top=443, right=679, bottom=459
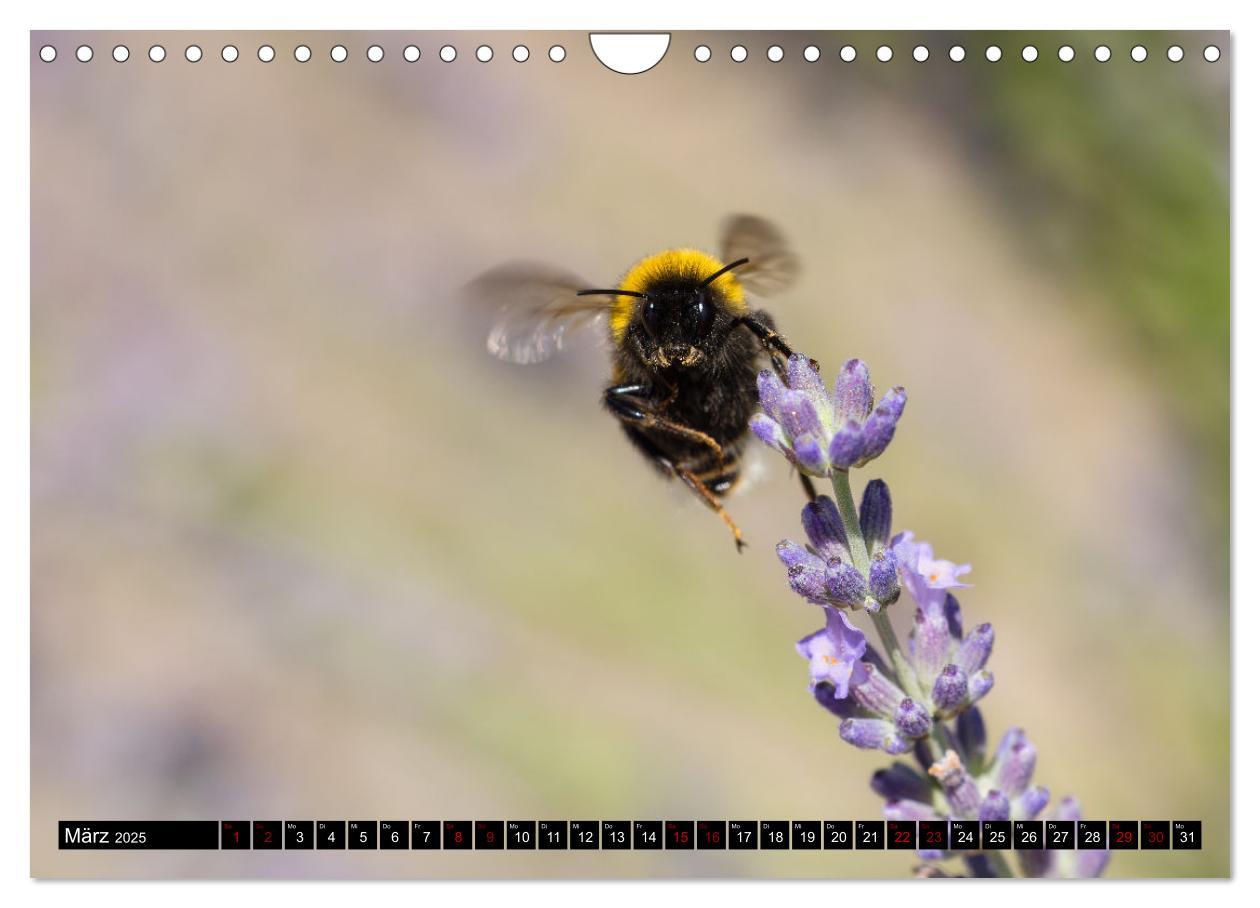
left=895, top=698, right=932, bottom=739
left=756, top=369, right=786, bottom=421
left=968, top=670, right=994, bottom=703
left=994, top=733, right=1037, bottom=797
left=956, top=706, right=987, bottom=771
left=978, top=790, right=1011, bottom=823
left=780, top=389, right=822, bottom=439
left=868, top=549, right=900, bottom=605
left=801, top=496, right=847, bottom=561
left=932, top=664, right=969, bottom=715
left=813, top=682, right=862, bottom=719
left=787, top=353, right=828, bottom=406
left=833, top=358, right=874, bottom=423
left=776, top=539, right=814, bottom=570
left=929, top=750, right=981, bottom=816
left=1076, top=848, right=1111, bottom=879
left=750, top=413, right=786, bottom=451
left=1056, top=794, right=1083, bottom=822
left=840, top=717, right=907, bottom=753
left=957, top=623, right=994, bottom=675
left=859, top=479, right=893, bottom=549
left=944, top=593, right=965, bottom=639
left=793, top=435, right=828, bottom=475
left=884, top=799, right=938, bottom=822
left=912, top=738, right=935, bottom=773
left=828, top=421, right=866, bottom=470
left=910, top=607, right=952, bottom=682
left=851, top=661, right=908, bottom=718
left=825, top=560, right=867, bottom=607
left=1019, top=785, right=1051, bottom=820
left=787, top=561, right=827, bottom=602
left=857, top=387, right=907, bottom=464
left=871, top=763, right=934, bottom=803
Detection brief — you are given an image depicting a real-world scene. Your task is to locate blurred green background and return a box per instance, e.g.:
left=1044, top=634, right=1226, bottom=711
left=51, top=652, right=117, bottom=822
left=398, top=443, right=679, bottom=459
left=30, top=30, right=1229, bottom=878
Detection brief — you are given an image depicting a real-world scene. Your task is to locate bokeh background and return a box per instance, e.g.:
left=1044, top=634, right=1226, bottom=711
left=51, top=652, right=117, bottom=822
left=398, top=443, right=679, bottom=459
left=30, top=30, right=1229, bottom=878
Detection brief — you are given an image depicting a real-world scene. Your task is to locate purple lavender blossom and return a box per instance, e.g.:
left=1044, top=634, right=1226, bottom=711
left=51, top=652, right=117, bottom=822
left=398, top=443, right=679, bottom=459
left=892, top=531, right=971, bottom=617
left=796, top=607, right=867, bottom=699
left=751, top=355, right=907, bottom=476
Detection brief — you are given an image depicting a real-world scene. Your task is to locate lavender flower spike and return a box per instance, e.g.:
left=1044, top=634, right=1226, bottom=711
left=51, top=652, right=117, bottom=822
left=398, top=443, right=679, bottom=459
left=778, top=352, right=1105, bottom=878
left=751, top=355, right=907, bottom=476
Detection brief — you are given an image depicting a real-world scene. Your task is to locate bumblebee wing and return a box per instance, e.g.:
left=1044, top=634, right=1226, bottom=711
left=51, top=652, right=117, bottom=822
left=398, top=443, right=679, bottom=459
left=464, top=263, right=610, bottom=364
left=720, top=214, right=800, bottom=296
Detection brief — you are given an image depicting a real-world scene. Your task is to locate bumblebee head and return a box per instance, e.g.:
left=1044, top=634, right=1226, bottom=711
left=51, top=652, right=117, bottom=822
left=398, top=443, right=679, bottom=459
left=583, top=249, right=750, bottom=369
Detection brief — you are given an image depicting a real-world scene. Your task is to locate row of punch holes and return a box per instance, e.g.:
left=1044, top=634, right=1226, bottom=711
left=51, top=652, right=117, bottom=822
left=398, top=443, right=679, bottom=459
left=37, top=43, right=564, bottom=64
left=38, top=41, right=1223, bottom=66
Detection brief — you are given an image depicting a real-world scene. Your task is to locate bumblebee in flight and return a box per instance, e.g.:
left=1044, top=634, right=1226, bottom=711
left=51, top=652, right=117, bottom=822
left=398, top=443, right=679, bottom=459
left=469, top=215, right=809, bottom=550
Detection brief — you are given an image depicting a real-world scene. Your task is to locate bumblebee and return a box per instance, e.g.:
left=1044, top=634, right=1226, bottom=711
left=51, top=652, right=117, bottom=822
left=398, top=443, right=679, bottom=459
left=469, top=215, right=809, bottom=550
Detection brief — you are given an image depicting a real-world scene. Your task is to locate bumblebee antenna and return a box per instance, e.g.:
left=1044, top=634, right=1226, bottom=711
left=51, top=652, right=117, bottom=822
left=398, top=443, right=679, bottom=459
left=700, top=257, right=751, bottom=287
left=576, top=288, right=647, bottom=298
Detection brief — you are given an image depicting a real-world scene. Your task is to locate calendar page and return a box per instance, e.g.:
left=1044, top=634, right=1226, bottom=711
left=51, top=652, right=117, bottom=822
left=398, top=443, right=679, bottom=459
left=29, top=29, right=1229, bottom=880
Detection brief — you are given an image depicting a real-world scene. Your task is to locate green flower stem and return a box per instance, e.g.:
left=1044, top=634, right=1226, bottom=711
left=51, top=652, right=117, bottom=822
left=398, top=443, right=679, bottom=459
left=829, top=469, right=924, bottom=701
left=829, top=469, right=870, bottom=576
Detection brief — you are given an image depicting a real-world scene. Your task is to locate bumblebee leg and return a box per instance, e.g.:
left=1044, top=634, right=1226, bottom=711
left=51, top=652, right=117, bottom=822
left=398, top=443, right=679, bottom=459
left=735, top=315, right=820, bottom=373
left=675, top=467, right=747, bottom=553
left=604, top=383, right=725, bottom=462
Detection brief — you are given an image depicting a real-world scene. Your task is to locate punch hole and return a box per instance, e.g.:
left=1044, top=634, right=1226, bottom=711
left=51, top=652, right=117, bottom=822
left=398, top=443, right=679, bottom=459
left=588, top=33, right=666, bottom=73
left=367, top=45, right=385, bottom=62
left=1167, top=45, right=1184, bottom=62
left=913, top=45, right=929, bottom=62
left=221, top=45, right=238, bottom=63
left=476, top=45, right=493, bottom=62
left=258, top=45, right=275, bottom=63
left=876, top=45, right=893, bottom=62
left=76, top=45, right=93, bottom=63
left=949, top=46, right=965, bottom=62
left=185, top=45, right=202, bottom=62
left=512, top=45, right=529, bottom=62
left=331, top=45, right=349, bottom=63
left=404, top=45, right=421, bottom=62
left=440, top=45, right=457, bottom=62
left=1130, top=45, right=1147, bottom=62
left=548, top=45, right=566, bottom=63
left=1204, top=45, right=1220, bottom=62
left=1058, top=45, right=1075, bottom=62
left=767, top=45, right=784, bottom=62
left=295, top=45, right=312, bottom=62
left=730, top=45, right=748, bottom=62
left=1021, top=45, right=1037, bottom=62
left=39, top=45, right=57, bottom=62
left=985, top=45, right=1001, bottom=62
left=840, top=45, right=856, bottom=62
left=112, top=45, right=129, bottom=63
left=803, top=45, right=820, bottom=62
left=1094, top=45, right=1111, bottom=62
left=694, top=45, right=711, bottom=62
left=149, top=45, right=165, bottom=63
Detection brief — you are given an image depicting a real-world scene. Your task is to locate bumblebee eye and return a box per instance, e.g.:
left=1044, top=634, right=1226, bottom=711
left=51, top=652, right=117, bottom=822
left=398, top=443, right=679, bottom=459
left=641, top=297, right=664, bottom=338
left=686, top=292, right=716, bottom=342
